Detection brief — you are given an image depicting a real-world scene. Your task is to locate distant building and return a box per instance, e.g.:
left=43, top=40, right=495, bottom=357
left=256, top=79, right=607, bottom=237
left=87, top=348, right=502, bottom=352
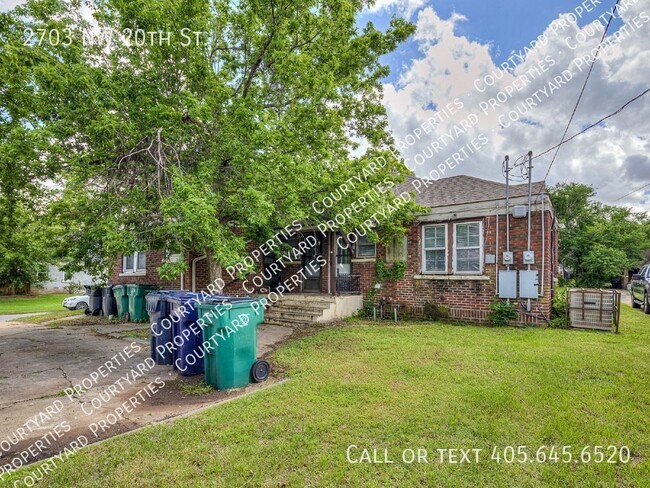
left=38, top=265, right=97, bottom=292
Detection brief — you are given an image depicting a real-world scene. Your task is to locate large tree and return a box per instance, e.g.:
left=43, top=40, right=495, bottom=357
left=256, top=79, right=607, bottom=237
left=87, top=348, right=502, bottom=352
left=0, top=7, right=61, bottom=292
left=2, top=0, right=418, bottom=286
left=549, top=183, right=650, bottom=287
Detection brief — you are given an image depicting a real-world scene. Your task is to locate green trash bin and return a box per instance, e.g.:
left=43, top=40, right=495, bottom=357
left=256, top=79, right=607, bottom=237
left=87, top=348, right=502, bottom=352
left=126, top=284, right=157, bottom=322
left=112, top=285, right=129, bottom=318
left=197, top=297, right=266, bottom=389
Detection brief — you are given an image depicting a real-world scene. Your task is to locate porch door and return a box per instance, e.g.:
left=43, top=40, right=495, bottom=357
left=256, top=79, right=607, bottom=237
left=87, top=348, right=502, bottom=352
left=336, top=242, right=354, bottom=293
left=302, top=236, right=322, bottom=292
left=336, top=242, right=351, bottom=276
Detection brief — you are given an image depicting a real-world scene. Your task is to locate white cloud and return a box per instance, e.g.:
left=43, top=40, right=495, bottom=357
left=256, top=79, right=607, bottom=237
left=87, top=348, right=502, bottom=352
left=365, top=0, right=427, bottom=18
left=382, top=6, right=650, bottom=209
left=0, top=0, right=27, bottom=12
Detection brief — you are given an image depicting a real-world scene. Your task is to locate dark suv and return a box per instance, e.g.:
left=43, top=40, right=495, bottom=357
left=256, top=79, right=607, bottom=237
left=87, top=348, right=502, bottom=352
left=631, top=265, right=650, bottom=313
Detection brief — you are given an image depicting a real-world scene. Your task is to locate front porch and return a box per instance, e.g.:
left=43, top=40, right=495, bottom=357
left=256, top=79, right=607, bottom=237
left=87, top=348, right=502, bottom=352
left=263, top=230, right=371, bottom=297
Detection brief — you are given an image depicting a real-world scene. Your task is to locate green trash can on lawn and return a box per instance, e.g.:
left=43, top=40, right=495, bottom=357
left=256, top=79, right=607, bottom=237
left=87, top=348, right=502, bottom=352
left=197, top=297, right=267, bottom=390
left=113, top=285, right=129, bottom=318
left=126, top=284, right=157, bottom=322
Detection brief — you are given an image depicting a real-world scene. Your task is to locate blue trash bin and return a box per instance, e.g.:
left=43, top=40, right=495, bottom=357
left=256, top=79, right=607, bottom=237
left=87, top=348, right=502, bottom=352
left=146, top=290, right=176, bottom=365
left=166, top=292, right=227, bottom=376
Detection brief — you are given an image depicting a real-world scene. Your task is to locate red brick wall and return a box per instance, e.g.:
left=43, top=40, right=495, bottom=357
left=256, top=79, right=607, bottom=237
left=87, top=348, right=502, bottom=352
left=109, top=250, right=184, bottom=289
left=355, top=209, right=557, bottom=325
left=109, top=209, right=558, bottom=326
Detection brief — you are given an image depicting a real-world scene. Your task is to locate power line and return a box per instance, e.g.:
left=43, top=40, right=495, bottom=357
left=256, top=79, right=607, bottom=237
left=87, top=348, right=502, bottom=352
left=522, top=86, right=650, bottom=203
left=611, top=182, right=650, bottom=203
left=534, top=87, right=649, bottom=161
left=540, top=0, right=621, bottom=184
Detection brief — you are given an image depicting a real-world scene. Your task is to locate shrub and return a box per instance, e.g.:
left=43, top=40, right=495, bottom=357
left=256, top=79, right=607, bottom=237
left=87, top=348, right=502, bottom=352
left=487, top=300, right=518, bottom=327
left=549, top=279, right=575, bottom=328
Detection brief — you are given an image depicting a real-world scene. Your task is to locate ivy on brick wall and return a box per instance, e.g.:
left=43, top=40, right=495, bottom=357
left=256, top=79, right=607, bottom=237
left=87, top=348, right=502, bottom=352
left=366, top=259, right=407, bottom=303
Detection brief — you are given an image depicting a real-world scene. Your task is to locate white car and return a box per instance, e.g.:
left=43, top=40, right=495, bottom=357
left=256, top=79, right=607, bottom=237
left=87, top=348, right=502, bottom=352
left=62, top=295, right=89, bottom=310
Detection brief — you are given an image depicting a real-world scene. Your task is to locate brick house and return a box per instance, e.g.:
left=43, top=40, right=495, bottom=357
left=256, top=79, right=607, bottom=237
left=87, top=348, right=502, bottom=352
left=110, top=174, right=558, bottom=324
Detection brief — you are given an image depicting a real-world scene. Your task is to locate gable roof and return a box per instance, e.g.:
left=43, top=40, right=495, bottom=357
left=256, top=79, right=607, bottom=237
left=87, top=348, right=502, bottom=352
left=396, top=174, right=546, bottom=209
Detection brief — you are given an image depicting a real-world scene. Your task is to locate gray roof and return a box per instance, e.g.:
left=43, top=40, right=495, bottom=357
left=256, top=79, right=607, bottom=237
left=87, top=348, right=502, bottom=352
left=396, top=174, right=546, bottom=208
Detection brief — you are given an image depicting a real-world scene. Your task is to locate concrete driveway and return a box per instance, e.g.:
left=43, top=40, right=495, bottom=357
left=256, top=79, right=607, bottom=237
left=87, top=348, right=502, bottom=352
left=0, top=316, right=292, bottom=471
left=0, top=313, right=46, bottom=323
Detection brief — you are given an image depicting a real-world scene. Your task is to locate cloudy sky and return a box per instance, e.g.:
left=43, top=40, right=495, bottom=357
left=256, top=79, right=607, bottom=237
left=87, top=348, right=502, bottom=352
left=2, top=0, right=649, bottom=209
left=360, top=0, right=650, bottom=209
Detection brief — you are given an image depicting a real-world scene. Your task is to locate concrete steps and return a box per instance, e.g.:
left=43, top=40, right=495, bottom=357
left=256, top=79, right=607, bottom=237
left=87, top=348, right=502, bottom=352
left=262, top=293, right=363, bottom=327
left=263, top=294, right=336, bottom=327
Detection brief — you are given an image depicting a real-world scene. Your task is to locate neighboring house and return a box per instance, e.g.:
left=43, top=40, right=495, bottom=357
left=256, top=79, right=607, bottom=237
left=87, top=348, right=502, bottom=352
left=39, top=264, right=97, bottom=292
left=620, top=249, right=650, bottom=290
left=109, top=175, right=559, bottom=324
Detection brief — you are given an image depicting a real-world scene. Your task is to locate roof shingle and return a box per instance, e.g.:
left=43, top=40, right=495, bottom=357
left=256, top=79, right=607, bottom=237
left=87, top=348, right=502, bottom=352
left=396, top=174, right=546, bottom=208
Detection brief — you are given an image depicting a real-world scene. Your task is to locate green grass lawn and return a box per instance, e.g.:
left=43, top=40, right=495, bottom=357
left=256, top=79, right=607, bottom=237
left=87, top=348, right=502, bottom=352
left=0, top=293, right=73, bottom=314
left=5, top=305, right=649, bottom=487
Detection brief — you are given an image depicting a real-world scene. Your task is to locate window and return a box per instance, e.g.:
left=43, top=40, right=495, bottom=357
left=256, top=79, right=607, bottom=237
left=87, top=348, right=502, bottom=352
left=123, top=252, right=146, bottom=274
left=454, top=222, right=482, bottom=274
left=356, top=235, right=376, bottom=258
left=337, top=242, right=352, bottom=275
left=422, top=224, right=447, bottom=273
left=386, top=235, right=407, bottom=263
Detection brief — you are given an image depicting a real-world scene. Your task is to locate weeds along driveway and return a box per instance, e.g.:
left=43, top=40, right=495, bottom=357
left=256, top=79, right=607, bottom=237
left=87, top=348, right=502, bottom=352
left=0, top=318, right=292, bottom=467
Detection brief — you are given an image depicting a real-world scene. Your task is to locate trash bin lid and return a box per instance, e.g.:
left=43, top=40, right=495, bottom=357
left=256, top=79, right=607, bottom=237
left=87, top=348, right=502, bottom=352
left=201, top=296, right=258, bottom=305
left=166, top=292, right=229, bottom=305
left=145, top=290, right=176, bottom=313
left=165, top=292, right=202, bottom=304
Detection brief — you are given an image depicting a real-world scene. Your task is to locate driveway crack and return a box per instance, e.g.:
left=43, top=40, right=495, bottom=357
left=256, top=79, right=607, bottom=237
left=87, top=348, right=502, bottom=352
left=57, top=366, right=74, bottom=389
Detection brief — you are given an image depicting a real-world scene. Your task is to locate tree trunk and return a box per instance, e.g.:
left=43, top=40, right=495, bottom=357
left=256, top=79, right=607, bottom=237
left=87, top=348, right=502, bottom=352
left=205, top=251, right=224, bottom=293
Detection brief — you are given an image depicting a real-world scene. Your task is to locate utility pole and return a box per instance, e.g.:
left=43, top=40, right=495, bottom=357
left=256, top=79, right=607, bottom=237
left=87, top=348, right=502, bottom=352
left=526, top=150, right=533, bottom=312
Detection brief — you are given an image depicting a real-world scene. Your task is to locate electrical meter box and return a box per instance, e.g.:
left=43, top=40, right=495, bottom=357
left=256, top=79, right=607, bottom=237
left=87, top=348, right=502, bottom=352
left=502, top=252, right=514, bottom=265
left=512, top=205, right=528, bottom=218
left=519, top=270, right=539, bottom=299
left=523, top=250, right=535, bottom=265
left=498, top=270, right=517, bottom=299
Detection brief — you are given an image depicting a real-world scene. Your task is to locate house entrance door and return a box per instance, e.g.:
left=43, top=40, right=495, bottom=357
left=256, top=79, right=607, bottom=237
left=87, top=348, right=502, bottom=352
left=301, top=236, right=322, bottom=292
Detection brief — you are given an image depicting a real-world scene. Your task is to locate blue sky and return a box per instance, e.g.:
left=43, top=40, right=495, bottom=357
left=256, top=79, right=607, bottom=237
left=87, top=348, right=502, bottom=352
left=363, top=0, right=649, bottom=208
left=360, top=0, right=624, bottom=84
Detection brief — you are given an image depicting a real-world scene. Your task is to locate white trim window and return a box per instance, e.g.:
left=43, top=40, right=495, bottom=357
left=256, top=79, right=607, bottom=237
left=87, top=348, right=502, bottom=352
left=356, top=235, right=376, bottom=258
left=422, top=224, right=447, bottom=273
left=123, top=251, right=146, bottom=274
left=453, top=222, right=482, bottom=274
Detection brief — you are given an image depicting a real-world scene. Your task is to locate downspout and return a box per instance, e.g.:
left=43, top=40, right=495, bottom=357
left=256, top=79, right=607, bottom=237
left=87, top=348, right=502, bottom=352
left=191, top=255, right=207, bottom=292
left=179, top=272, right=185, bottom=291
